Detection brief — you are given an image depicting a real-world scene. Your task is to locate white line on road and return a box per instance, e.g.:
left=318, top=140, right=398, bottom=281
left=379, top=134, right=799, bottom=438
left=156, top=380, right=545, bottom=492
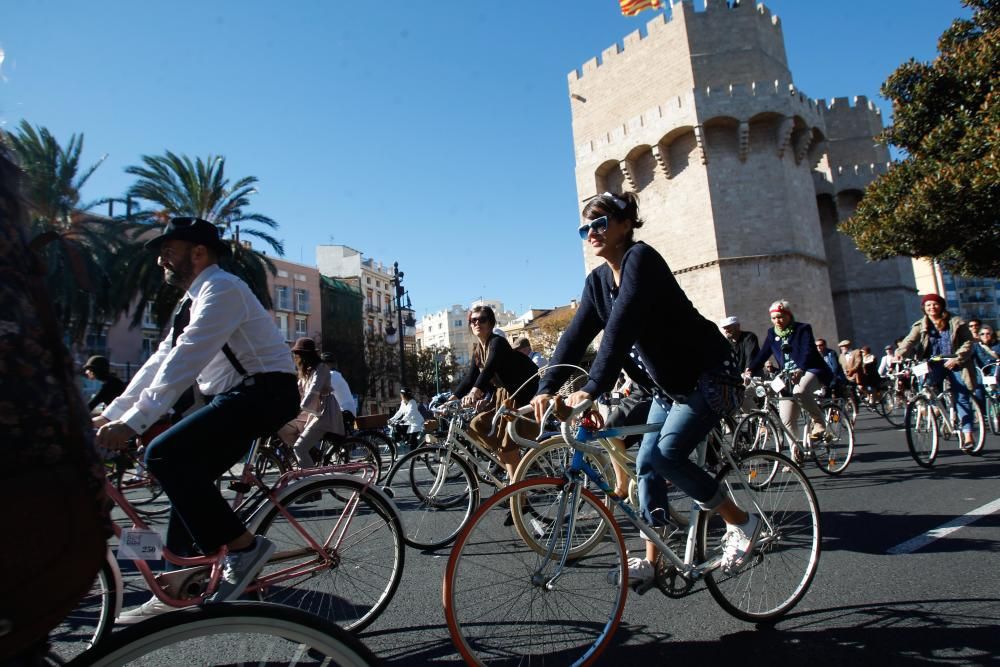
left=887, top=497, right=1000, bottom=554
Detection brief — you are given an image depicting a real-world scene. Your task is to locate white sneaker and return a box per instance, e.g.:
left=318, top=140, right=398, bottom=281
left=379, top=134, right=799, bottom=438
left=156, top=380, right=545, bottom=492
left=627, top=557, right=654, bottom=586
left=720, top=514, right=763, bottom=573
left=116, top=597, right=175, bottom=625
left=207, top=537, right=276, bottom=603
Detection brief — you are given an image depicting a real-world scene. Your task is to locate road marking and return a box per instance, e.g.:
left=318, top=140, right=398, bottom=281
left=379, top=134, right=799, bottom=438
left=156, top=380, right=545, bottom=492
left=887, top=497, right=1000, bottom=554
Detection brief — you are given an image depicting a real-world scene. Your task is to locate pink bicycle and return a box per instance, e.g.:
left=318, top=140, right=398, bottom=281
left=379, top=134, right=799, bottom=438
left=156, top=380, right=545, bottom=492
left=50, top=435, right=404, bottom=662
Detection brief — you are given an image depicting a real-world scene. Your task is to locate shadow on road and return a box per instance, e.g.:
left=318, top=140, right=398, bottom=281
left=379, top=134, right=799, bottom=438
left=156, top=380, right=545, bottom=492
left=608, top=597, right=1000, bottom=665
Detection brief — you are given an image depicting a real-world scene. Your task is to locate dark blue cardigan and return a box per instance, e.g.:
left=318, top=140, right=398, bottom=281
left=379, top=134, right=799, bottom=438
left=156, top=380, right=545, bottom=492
left=538, top=242, right=730, bottom=397
left=748, top=321, right=833, bottom=386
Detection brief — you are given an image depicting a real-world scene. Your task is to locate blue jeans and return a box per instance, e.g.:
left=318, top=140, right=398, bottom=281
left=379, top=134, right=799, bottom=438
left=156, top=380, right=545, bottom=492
left=145, top=373, right=299, bottom=557
left=926, top=363, right=974, bottom=434
left=636, top=392, right=722, bottom=528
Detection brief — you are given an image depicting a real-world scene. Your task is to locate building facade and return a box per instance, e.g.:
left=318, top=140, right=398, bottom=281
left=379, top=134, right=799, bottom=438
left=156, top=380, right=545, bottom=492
left=567, top=0, right=921, bottom=350
left=317, top=244, right=417, bottom=414
left=416, top=298, right=516, bottom=368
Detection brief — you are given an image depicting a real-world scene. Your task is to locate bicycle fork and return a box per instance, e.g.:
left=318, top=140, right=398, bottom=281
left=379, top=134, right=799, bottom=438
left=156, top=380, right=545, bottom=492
left=529, top=478, right=582, bottom=590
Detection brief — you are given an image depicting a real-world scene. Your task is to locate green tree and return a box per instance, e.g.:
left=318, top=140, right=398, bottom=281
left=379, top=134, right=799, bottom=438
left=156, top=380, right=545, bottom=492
left=406, top=346, right=461, bottom=400
left=3, top=121, right=134, bottom=342
left=118, top=151, right=283, bottom=328
left=842, top=0, right=1000, bottom=277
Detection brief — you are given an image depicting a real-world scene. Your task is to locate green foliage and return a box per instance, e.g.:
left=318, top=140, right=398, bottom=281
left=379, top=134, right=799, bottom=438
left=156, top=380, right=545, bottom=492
left=405, top=346, right=461, bottom=400
left=842, top=0, right=1000, bottom=277
left=3, top=121, right=136, bottom=342
left=120, top=152, right=282, bottom=325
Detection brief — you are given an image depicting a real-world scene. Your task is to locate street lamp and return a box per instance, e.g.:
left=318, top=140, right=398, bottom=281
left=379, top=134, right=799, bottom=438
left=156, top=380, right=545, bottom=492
left=386, top=262, right=416, bottom=390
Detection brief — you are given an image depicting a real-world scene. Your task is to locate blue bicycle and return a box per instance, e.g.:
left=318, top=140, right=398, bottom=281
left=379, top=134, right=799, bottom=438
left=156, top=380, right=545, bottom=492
left=443, top=399, right=822, bottom=666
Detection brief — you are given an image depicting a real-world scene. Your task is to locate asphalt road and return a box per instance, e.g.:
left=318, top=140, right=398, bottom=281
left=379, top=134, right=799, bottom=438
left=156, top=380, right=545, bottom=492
left=81, top=411, right=1000, bottom=665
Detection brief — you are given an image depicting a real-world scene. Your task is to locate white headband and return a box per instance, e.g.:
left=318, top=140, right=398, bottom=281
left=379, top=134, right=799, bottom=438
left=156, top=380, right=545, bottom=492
left=602, top=192, right=627, bottom=209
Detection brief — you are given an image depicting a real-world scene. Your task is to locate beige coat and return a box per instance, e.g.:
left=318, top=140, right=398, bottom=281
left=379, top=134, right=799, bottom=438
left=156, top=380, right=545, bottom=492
left=897, top=315, right=975, bottom=390
left=299, top=362, right=344, bottom=436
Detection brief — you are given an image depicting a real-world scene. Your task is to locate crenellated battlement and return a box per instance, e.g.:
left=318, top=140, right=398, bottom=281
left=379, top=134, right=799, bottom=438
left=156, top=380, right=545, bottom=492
left=575, top=78, right=823, bottom=161
left=818, top=95, right=882, bottom=117
left=568, top=1, right=782, bottom=83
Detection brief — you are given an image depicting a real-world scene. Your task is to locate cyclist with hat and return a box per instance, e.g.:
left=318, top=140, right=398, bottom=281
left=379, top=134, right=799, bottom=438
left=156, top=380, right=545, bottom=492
left=94, top=216, right=299, bottom=620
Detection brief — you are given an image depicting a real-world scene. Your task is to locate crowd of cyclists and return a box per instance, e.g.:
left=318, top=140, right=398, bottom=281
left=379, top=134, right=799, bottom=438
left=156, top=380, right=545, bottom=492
left=4, top=156, right=998, bottom=665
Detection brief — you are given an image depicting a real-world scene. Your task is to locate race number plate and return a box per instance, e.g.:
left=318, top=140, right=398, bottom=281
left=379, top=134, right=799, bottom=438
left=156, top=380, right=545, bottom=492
left=769, top=376, right=786, bottom=393
left=911, top=362, right=929, bottom=378
left=984, top=375, right=997, bottom=386
left=118, top=528, right=164, bottom=561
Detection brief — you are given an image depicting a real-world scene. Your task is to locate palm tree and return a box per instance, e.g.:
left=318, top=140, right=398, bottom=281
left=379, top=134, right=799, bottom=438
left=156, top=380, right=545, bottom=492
left=3, top=120, right=132, bottom=342
left=120, top=151, right=283, bottom=327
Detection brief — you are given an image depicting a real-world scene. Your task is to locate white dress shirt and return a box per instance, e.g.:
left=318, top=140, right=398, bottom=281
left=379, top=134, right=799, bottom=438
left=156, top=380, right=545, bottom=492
left=103, top=264, right=295, bottom=434
left=329, top=369, right=357, bottom=414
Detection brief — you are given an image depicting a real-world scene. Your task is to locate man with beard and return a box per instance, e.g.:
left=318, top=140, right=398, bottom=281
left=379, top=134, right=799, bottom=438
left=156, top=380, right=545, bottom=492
left=94, top=217, right=299, bottom=621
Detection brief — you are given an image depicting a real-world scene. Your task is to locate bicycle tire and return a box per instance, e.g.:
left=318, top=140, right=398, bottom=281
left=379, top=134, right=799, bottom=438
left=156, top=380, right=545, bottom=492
left=697, top=450, right=821, bottom=622
left=253, top=447, right=290, bottom=486
left=964, top=401, right=986, bottom=455
left=382, top=445, right=478, bottom=550
left=905, top=396, right=938, bottom=467
left=357, top=429, right=397, bottom=467
left=732, top=412, right=782, bottom=485
left=988, top=398, right=1000, bottom=436
left=67, top=601, right=379, bottom=667
left=320, top=436, right=384, bottom=482
left=444, top=477, right=626, bottom=667
left=254, top=477, right=404, bottom=633
left=113, top=458, right=170, bottom=517
left=809, top=404, right=855, bottom=475
left=880, top=387, right=906, bottom=428
left=51, top=556, right=117, bottom=663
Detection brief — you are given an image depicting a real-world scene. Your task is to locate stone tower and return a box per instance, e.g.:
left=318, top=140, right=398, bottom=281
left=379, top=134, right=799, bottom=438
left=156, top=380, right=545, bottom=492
left=567, top=0, right=916, bottom=346
left=815, top=97, right=921, bottom=346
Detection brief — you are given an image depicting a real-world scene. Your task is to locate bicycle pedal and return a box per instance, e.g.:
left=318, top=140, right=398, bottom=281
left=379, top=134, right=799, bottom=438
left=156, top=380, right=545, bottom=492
left=630, top=578, right=656, bottom=595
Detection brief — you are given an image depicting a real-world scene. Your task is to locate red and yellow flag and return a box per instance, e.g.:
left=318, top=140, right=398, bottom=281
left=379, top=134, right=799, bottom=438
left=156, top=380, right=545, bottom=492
left=619, top=0, right=663, bottom=16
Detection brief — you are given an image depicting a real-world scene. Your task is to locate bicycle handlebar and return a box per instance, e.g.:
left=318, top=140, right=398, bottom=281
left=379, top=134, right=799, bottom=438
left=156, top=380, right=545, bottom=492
left=558, top=399, right=613, bottom=457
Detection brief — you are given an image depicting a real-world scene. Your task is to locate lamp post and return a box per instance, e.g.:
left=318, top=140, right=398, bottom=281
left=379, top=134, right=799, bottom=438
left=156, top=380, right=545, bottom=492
left=386, top=262, right=416, bottom=391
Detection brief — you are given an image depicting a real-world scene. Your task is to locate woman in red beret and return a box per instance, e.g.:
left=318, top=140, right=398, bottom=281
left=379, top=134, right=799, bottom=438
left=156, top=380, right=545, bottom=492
left=896, top=294, right=977, bottom=449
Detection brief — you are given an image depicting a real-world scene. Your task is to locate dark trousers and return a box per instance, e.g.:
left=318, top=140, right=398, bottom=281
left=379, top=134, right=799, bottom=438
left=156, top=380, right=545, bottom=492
left=145, top=373, right=299, bottom=557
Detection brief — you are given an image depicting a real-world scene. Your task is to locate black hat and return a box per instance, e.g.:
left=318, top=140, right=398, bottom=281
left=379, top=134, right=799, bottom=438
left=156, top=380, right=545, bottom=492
left=145, top=217, right=231, bottom=256
left=83, top=355, right=110, bottom=375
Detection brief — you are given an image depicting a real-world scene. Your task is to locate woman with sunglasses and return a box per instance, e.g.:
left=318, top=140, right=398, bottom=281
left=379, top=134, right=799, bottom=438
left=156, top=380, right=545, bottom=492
left=530, top=191, right=756, bottom=587
left=450, top=305, right=539, bottom=481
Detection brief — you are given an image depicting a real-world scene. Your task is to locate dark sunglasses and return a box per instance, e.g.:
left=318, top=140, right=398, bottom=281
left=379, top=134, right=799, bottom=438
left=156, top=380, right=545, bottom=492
left=578, top=216, right=609, bottom=239
left=469, top=317, right=491, bottom=325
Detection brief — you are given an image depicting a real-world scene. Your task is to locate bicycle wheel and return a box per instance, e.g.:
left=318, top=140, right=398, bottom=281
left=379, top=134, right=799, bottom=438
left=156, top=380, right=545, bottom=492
left=732, top=412, right=782, bottom=485
left=253, top=445, right=290, bottom=487
left=697, top=450, right=821, bottom=622
left=320, top=436, right=383, bottom=482
left=382, top=445, right=478, bottom=549
left=510, top=448, right=614, bottom=560
left=988, top=397, right=1000, bottom=436
left=964, top=400, right=987, bottom=455
left=811, top=404, right=855, bottom=475
left=444, top=478, right=627, bottom=667
left=50, top=556, right=117, bottom=663
left=254, top=477, right=404, bottom=633
left=70, top=601, right=379, bottom=667
left=113, top=457, right=170, bottom=518
left=905, top=396, right=939, bottom=467
left=880, top=388, right=906, bottom=428
left=357, top=428, right=397, bottom=467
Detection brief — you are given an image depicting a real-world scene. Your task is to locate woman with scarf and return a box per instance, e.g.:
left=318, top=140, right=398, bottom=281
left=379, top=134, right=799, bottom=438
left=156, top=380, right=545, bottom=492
left=746, top=300, right=831, bottom=440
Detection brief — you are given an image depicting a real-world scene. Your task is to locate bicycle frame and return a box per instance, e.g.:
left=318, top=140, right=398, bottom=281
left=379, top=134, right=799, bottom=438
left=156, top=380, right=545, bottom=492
left=505, top=403, right=770, bottom=587
left=104, top=436, right=379, bottom=613
left=428, top=404, right=510, bottom=491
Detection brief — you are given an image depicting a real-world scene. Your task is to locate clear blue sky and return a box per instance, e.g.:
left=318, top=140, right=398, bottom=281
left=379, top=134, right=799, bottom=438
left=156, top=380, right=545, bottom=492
left=1, top=0, right=970, bottom=317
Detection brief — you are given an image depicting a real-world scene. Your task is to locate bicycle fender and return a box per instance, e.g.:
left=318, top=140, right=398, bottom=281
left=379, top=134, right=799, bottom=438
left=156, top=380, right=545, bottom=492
left=244, top=473, right=403, bottom=534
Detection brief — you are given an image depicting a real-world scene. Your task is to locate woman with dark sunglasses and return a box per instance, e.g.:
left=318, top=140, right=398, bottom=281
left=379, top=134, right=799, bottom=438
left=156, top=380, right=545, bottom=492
left=450, top=305, right=539, bottom=481
left=530, top=191, right=758, bottom=588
